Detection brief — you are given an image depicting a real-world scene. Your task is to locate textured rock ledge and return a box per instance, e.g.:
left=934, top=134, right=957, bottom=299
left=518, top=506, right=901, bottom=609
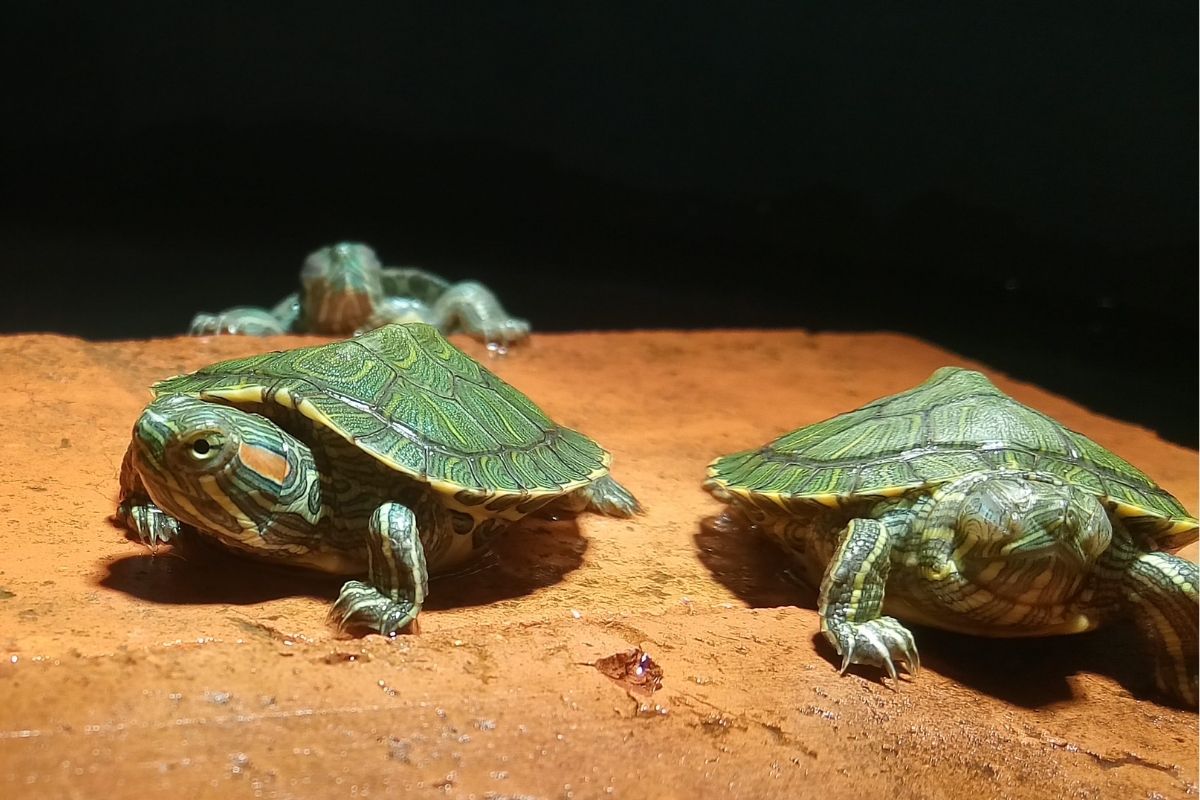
left=0, top=330, right=1195, bottom=799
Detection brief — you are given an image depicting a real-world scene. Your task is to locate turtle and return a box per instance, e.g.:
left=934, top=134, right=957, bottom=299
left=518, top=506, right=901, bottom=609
left=189, top=242, right=531, bottom=351
left=704, top=366, right=1198, bottom=706
left=117, top=322, right=639, bottom=634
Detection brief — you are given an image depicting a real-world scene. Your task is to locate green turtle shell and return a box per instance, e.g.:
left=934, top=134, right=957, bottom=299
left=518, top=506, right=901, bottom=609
left=707, top=367, right=1197, bottom=546
left=152, top=322, right=609, bottom=499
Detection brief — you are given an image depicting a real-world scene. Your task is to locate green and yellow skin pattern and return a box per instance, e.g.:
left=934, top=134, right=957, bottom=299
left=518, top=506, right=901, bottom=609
left=705, top=367, right=1198, bottom=707
left=189, top=242, right=531, bottom=350
left=117, top=323, right=640, bottom=635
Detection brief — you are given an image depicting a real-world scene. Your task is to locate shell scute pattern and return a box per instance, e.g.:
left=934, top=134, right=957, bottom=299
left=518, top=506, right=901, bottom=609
left=708, top=367, right=1194, bottom=536
left=501, top=448, right=558, bottom=488
left=153, top=323, right=605, bottom=495
left=705, top=367, right=1198, bottom=705
left=984, top=447, right=1038, bottom=473
left=451, top=378, right=546, bottom=447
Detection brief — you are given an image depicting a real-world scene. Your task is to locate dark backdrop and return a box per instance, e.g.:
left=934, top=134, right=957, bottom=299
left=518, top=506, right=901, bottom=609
left=3, top=4, right=1196, bottom=445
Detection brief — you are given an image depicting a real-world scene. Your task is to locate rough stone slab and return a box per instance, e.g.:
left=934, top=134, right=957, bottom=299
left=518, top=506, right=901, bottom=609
left=0, top=330, right=1195, bottom=799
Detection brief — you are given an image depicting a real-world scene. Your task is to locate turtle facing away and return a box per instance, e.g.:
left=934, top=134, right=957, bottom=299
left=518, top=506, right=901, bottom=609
left=189, top=242, right=531, bottom=350
left=704, top=367, right=1198, bottom=706
left=117, top=322, right=639, bottom=634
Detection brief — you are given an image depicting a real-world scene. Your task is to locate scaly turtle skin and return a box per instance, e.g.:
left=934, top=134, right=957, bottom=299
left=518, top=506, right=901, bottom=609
left=190, top=242, right=531, bottom=350
left=704, top=367, right=1198, bottom=706
left=118, top=322, right=639, bottom=634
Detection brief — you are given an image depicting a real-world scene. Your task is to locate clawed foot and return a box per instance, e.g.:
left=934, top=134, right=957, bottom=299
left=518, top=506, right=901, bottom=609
left=482, top=318, right=531, bottom=354
left=118, top=501, right=181, bottom=549
left=328, top=580, right=420, bottom=636
left=189, top=308, right=287, bottom=336
left=827, top=616, right=920, bottom=683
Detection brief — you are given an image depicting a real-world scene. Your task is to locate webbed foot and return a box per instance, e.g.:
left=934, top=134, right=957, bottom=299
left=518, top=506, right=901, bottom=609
left=826, top=616, right=920, bottom=682
left=434, top=280, right=530, bottom=352
left=117, top=501, right=181, bottom=549
left=189, top=307, right=288, bottom=336
left=328, top=580, right=419, bottom=635
left=481, top=317, right=531, bottom=353
left=329, top=501, right=429, bottom=636
left=818, top=517, right=916, bottom=685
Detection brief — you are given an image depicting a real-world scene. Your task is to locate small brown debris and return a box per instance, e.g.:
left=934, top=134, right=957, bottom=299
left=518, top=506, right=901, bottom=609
left=591, top=647, right=663, bottom=694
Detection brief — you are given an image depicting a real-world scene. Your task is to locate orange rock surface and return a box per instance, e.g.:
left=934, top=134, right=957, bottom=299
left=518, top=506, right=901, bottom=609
left=0, top=330, right=1195, bottom=799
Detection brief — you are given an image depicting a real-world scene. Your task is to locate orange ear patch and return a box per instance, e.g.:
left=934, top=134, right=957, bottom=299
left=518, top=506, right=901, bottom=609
left=238, top=442, right=290, bottom=485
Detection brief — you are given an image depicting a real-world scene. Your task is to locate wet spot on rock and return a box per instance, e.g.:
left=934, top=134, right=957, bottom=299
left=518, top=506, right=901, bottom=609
left=591, top=647, right=663, bottom=694
left=386, top=736, right=411, bottom=763
left=322, top=649, right=371, bottom=664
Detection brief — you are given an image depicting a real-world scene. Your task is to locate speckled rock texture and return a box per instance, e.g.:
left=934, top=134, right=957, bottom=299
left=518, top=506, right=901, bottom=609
left=0, top=330, right=1195, bottom=799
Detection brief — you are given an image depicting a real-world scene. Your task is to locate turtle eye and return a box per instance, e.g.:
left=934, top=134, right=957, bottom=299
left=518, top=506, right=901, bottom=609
left=184, top=432, right=224, bottom=461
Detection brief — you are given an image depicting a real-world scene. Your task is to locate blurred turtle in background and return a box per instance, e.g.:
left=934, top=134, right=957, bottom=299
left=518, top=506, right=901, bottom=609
left=190, top=242, right=530, bottom=352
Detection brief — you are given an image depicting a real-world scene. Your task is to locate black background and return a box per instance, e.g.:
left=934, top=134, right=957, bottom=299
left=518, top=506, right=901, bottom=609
left=3, top=5, right=1196, bottom=445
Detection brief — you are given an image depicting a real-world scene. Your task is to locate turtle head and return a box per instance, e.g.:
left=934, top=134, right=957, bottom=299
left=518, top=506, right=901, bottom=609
left=957, top=475, right=1112, bottom=564
left=130, top=396, right=317, bottom=544
left=300, top=242, right=384, bottom=333
left=133, top=396, right=242, bottom=477
left=931, top=473, right=1113, bottom=604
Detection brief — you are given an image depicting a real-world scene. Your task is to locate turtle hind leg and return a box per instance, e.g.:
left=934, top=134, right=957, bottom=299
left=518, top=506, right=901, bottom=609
left=819, top=518, right=919, bottom=682
left=541, top=475, right=643, bottom=519
left=1122, top=550, right=1198, bottom=707
left=328, top=502, right=429, bottom=636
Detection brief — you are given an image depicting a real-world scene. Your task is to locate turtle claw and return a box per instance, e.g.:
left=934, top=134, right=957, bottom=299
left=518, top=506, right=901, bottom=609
left=118, top=501, right=181, bottom=550
left=329, top=580, right=420, bottom=636
left=188, top=308, right=288, bottom=337
left=482, top=318, right=531, bottom=355
left=831, top=616, right=920, bottom=684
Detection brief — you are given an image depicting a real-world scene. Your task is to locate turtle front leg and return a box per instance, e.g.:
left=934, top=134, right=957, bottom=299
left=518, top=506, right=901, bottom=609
left=329, top=502, right=429, bottom=636
left=118, top=499, right=182, bottom=548
left=269, top=292, right=303, bottom=332
left=432, top=281, right=530, bottom=350
left=188, top=293, right=300, bottom=336
left=189, top=306, right=289, bottom=336
left=1123, top=551, right=1198, bottom=707
left=115, top=444, right=181, bottom=547
left=819, top=518, right=919, bottom=681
